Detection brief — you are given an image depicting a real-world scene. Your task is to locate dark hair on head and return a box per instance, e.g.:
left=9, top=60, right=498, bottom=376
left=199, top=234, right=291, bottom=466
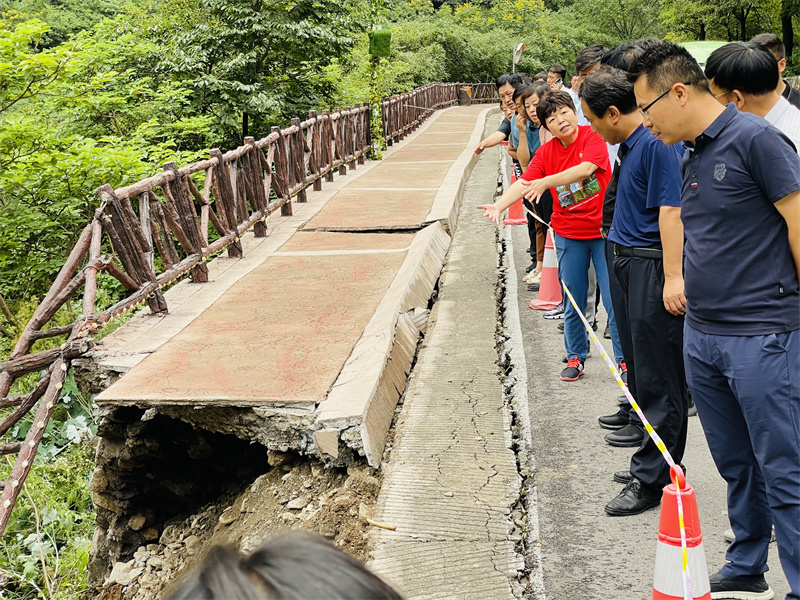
left=750, top=32, right=785, bottom=60
left=548, top=64, right=567, bottom=78
left=167, top=533, right=404, bottom=600
left=601, top=38, right=658, bottom=73
left=579, top=65, right=638, bottom=117
left=530, top=82, right=550, bottom=99
left=496, top=73, right=523, bottom=90
left=536, top=90, right=575, bottom=131
left=627, top=41, right=710, bottom=94
left=533, top=71, right=548, bottom=82
left=512, top=83, right=529, bottom=102
left=575, top=44, right=607, bottom=74
left=704, top=42, right=779, bottom=96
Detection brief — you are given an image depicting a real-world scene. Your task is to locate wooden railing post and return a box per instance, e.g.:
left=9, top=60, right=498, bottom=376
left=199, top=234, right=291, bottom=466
left=244, top=137, right=268, bottom=238
left=308, top=110, right=322, bottom=191
left=290, top=118, right=307, bottom=202
left=209, top=148, right=243, bottom=258
left=271, top=126, right=292, bottom=217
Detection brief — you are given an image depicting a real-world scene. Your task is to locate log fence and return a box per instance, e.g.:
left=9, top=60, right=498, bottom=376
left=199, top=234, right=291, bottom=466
left=0, top=81, right=498, bottom=536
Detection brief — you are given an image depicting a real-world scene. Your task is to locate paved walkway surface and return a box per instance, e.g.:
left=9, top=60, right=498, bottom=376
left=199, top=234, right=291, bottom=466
left=97, top=105, right=486, bottom=409
left=505, top=178, right=790, bottom=598
left=369, top=117, right=525, bottom=600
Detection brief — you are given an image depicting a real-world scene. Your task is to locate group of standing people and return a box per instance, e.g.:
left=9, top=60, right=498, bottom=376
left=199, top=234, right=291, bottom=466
left=478, top=36, right=800, bottom=600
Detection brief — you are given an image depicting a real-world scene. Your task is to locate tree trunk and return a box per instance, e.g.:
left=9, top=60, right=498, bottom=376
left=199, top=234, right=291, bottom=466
left=700, top=21, right=706, bottom=40
left=242, top=112, right=249, bottom=141
left=782, top=0, right=795, bottom=64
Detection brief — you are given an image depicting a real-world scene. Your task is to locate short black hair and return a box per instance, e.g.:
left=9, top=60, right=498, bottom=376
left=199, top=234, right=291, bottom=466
left=533, top=71, right=548, bottom=82
left=167, top=533, right=404, bottom=600
left=705, top=42, right=779, bottom=96
left=512, top=83, right=528, bottom=102
left=536, top=90, right=575, bottom=131
left=579, top=65, right=638, bottom=117
left=548, top=64, right=567, bottom=78
left=575, top=45, right=607, bottom=74
left=496, top=73, right=523, bottom=90
left=628, top=41, right=710, bottom=94
left=750, top=32, right=785, bottom=60
left=602, top=38, right=661, bottom=73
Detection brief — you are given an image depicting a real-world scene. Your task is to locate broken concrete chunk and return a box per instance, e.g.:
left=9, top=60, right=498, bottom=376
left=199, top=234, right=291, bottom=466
left=314, top=429, right=340, bottom=458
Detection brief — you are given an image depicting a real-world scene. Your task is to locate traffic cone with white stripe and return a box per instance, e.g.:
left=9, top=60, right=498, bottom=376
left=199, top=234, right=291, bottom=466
left=529, top=228, right=561, bottom=310
left=652, top=465, right=711, bottom=600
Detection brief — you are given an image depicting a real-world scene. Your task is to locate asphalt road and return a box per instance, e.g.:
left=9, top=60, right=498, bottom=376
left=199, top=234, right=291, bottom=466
left=503, top=194, right=789, bottom=599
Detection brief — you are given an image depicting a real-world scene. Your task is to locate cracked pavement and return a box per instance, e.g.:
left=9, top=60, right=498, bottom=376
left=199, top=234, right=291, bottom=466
left=369, top=116, right=527, bottom=599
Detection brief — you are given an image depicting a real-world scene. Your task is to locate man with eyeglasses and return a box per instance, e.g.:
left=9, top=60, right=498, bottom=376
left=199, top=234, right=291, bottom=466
left=579, top=65, right=688, bottom=518
left=705, top=42, right=800, bottom=151
left=629, top=41, right=800, bottom=600
left=474, top=73, right=523, bottom=156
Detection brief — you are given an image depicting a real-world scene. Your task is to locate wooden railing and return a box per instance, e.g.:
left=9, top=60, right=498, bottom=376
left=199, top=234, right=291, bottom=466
left=0, top=82, right=496, bottom=536
left=381, top=82, right=497, bottom=144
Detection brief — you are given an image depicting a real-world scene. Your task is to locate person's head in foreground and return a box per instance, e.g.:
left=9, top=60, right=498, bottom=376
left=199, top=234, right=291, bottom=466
left=166, top=533, right=404, bottom=600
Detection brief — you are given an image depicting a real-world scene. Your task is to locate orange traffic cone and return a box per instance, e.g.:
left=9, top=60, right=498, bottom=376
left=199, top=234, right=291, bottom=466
left=529, top=228, right=562, bottom=310
left=503, top=169, right=527, bottom=225
left=652, top=466, right=711, bottom=600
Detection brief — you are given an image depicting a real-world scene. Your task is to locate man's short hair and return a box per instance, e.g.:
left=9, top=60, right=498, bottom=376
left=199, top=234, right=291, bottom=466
left=548, top=64, right=567, bottom=79
left=536, top=90, right=575, bottom=130
left=750, top=32, right=785, bottom=60
left=533, top=71, right=548, bottom=82
left=579, top=65, right=638, bottom=117
left=627, top=41, right=709, bottom=94
left=705, top=43, right=779, bottom=96
left=575, top=44, right=607, bottom=74
left=496, top=73, right=523, bottom=90
left=602, top=38, right=661, bottom=72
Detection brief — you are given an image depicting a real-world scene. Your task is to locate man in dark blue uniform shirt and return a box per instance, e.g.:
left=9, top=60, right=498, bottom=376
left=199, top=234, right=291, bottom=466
left=579, top=66, right=689, bottom=517
left=630, top=42, right=800, bottom=600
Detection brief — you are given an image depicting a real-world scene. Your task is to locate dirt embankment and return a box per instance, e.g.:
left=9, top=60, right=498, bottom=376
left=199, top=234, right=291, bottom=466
left=96, top=453, right=383, bottom=600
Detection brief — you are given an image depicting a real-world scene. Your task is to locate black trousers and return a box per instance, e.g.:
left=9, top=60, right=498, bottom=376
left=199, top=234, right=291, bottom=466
left=605, top=240, right=636, bottom=421
left=523, top=199, right=537, bottom=263
left=613, top=253, right=689, bottom=489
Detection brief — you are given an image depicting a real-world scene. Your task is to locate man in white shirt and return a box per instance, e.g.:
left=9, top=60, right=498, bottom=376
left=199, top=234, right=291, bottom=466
left=705, top=42, right=800, bottom=151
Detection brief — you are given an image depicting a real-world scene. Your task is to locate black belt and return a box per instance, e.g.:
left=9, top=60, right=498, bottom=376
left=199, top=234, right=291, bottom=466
left=613, top=243, right=662, bottom=259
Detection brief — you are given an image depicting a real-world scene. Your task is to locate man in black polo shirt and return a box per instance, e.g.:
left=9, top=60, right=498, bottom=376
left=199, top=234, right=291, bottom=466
left=629, top=42, right=800, bottom=600
left=579, top=66, right=689, bottom=517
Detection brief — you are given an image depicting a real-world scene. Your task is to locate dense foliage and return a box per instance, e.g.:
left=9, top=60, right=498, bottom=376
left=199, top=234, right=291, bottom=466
left=0, top=0, right=798, bottom=596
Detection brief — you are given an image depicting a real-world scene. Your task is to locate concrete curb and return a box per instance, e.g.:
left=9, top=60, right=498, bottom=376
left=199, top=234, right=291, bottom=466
left=315, top=222, right=451, bottom=466
left=424, top=106, right=498, bottom=234
left=368, top=112, right=526, bottom=599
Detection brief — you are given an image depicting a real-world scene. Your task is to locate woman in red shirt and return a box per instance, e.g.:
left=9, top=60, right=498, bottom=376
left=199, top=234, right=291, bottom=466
left=479, top=90, right=622, bottom=381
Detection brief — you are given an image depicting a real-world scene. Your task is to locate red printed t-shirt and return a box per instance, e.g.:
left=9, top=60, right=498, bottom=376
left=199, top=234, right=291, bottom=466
left=522, top=125, right=610, bottom=239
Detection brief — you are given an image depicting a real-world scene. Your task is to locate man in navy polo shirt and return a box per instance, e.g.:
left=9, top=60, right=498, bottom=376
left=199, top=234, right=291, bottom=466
left=630, top=42, right=800, bottom=600
left=579, top=66, right=689, bottom=517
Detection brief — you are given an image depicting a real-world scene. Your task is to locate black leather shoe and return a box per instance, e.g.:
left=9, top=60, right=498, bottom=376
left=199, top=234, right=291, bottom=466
left=613, top=470, right=632, bottom=484
left=604, top=423, right=645, bottom=447
left=605, top=478, right=661, bottom=516
left=708, top=570, right=773, bottom=599
left=598, top=410, right=628, bottom=430
left=688, top=396, right=698, bottom=417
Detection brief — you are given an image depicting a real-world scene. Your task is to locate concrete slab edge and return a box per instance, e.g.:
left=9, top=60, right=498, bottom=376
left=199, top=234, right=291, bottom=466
left=424, top=106, right=499, bottom=234
left=314, top=222, right=451, bottom=466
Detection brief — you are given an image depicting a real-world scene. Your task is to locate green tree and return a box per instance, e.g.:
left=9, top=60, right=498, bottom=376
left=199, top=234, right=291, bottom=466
left=161, top=0, right=367, bottom=144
